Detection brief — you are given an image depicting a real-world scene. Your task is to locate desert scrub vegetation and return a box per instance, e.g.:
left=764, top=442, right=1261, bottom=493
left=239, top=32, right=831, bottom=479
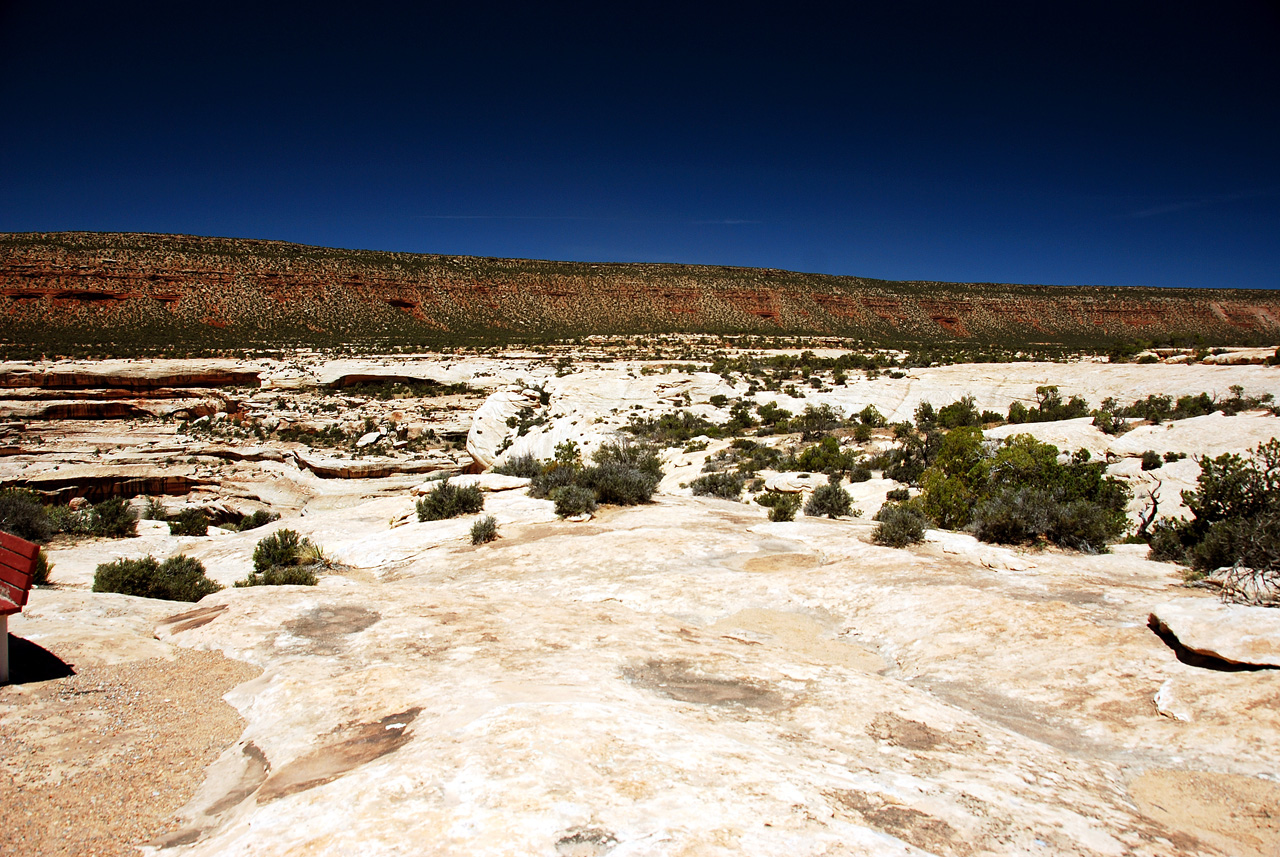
left=873, top=502, right=929, bottom=547
left=239, top=529, right=326, bottom=586
left=917, top=428, right=1129, bottom=553
left=93, top=555, right=222, bottom=602
left=690, top=471, right=745, bottom=500
left=168, top=508, right=209, bottom=536
left=470, top=515, right=498, bottom=545
left=756, top=490, right=800, bottom=521
left=416, top=480, right=485, bottom=521
left=804, top=477, right=856, bottom=519
left=1005, top=386, right=1090, bottom=425
left=0, top=488, right=53, bottom=542
left=235, top=509, right=280, bottom=531
left=1092, top=386, right=1276, bottom=436
left=518, top=439, right=664, bottom=515
left=549, top=485, right=597, bottom=518
left=491, top=453, right=543, bottom=479
left=1148, top=439, right=1280, bottom=580
left=0, top=491, right=138, bottom=541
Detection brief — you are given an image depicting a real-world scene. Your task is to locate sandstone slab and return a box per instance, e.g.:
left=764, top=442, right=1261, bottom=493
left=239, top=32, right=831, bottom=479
left=1149, top=600, right=1280, bottom=666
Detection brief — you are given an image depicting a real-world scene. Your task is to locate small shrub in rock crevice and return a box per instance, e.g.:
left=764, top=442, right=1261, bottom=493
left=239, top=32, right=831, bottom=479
left=93, top=555, right=222, bottom=602
left=804, top=479, right=855, bottom=519
left=416, top=481, right=485, bottom=521
left=872, top=503, right=929, bottom=547
left=1140, top=450, right=1163, bottom=471
left=242, top=528, right=326, bottom=586
left=885, top=487, right=911, bottom=503
left=168, top=508, right=209, bottom=536
left=471, top=515, right=498, bottom=544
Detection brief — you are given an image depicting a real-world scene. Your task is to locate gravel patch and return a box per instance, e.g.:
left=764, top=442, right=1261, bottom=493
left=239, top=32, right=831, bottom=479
left=0, top=648, right=259, bottom=857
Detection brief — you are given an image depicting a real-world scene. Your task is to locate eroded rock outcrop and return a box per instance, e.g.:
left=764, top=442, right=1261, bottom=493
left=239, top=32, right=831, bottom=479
left=1149, top=600, right=1280, bottom=667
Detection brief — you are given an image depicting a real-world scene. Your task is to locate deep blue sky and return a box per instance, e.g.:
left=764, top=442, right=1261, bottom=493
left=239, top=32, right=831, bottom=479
left=2, top=2, right=1277, bottom=289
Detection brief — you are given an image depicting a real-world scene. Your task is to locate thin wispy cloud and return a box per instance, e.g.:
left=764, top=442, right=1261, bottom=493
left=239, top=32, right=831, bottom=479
left=416, top=215, right=599, bottom=221
left=417, top=215, right=763, bottom=225
left=1128, top=187, right=1274, bottom=219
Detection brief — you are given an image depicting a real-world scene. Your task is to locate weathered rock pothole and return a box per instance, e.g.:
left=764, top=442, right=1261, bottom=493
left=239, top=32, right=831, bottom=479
left=826, top=789, right=971, bottom=857
left=554, top=827, right=619, bottom=856
left=280, top=604, right=382, bottom=655
left=741, top=552, right=822, bottom=573
left=622, top=658, right=792, bottom=711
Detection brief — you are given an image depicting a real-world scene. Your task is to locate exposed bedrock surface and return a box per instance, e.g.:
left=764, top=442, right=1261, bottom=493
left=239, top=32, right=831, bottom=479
left=19, top=497, right=1275, bottom=856
left=4, top=351, right=1280, bottom=856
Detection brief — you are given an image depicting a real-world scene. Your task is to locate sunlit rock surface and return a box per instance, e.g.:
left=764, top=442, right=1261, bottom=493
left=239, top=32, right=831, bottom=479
left=5, top=351, right=1280, bottom=856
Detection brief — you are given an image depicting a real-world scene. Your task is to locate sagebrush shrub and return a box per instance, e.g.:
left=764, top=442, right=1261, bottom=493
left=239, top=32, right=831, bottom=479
left=690, top=471, right=745, bottom=500
left=237, top=509, right=279, bottom=531
left=756, top=491, right=800, bottom=522
left=492, top=453, right=542, bottom=478
left=470, top=515, right=499, bottom=544
left=93, top=554, right=222, bottom=601
left=168, top=508, right=209, bottom=536
left=416, top=481, right=485, bottom=521
left=529, top=461, right=580, bottom=498
left=253, top=529, right=302, bottom=572
left=805, top=480, right=854, bottom=519
left=46, top=504, right=91, bottom=535
left=143, top=497, right=168, bottom=520
left=551, top=485, right=597, bottom=518
left=873, top=503, right=929, bottom=547
left=581, top=461, right=659, bottom=505
left=89, top=498, right=136, bottom=538
left=0, top=488, right=52, bottom=542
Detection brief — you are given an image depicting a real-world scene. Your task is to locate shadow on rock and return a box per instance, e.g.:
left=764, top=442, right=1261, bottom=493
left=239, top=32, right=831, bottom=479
left=5, top=634, right=75, bottom=684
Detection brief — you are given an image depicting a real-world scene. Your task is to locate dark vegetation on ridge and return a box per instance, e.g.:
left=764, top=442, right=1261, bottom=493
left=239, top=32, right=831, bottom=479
left=3, top=231, right=1279, bottom=356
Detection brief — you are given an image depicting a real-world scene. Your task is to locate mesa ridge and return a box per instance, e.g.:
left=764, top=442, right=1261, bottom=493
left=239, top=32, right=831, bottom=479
left=3, top=231, right=1278, bottom=352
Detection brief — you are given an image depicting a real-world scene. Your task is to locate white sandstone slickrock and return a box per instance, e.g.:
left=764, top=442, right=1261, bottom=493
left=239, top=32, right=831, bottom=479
left=1148, top=600, right=1280, bottom=667
left=7, top=353, right=1280, bottom=857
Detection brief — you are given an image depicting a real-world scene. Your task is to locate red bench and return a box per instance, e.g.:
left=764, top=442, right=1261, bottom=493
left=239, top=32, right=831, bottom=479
left=1, top=531, right=40, bottom=684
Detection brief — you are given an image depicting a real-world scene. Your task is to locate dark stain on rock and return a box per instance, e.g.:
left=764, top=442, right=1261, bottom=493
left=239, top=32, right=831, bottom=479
left=623, top=659, right=790, bottom=711
left=866, top=712, right=948, bottom=751
left=258, top=707, right=421, bottom=802
left=156, top=604, right=227, bottom=635
left=555, top=827, right=618, bottom=856
left=282, top=604, right=381, bottom=654
left=827, top=789, right=970, bottom=856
